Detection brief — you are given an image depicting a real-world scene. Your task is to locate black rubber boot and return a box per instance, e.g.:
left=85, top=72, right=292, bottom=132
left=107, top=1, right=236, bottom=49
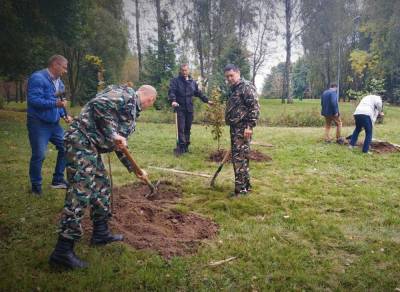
left=49, top=236, right=88, bottom=269
left=91, top=219, right=123, bottom=245
left=179, top=144, right=187, bottom=154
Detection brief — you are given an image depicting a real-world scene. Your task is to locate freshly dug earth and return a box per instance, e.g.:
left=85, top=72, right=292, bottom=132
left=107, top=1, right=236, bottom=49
left=209, top=149, right=272, bottom=163
left=344, top=139, right=400, bottom=154
left=83, top=181, right=218, bottom=258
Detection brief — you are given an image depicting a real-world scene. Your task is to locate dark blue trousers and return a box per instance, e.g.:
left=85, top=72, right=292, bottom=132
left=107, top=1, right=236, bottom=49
left=350, top=114, right=373, bottom=153
left=27, top=116, right=66, bottom=187
left=177, top=110, right=193, bottom=147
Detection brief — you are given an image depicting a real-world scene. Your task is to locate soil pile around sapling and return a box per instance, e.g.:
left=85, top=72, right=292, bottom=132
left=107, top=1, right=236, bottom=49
left=208, top=149, right=272, bottom=162
left=82, top=181, right=219, bottom=258
left=344, top=139, right=399, bottom=154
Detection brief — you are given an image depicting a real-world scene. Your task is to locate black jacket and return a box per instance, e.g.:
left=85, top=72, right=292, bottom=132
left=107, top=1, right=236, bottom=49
left=168, top=75, right=208, bottom=112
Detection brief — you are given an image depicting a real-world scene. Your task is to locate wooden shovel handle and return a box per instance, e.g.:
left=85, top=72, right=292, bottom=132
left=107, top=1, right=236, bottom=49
left=120, top=146, right=156, bottom=194
left=120, top=147, right=145, bottom=177
left=221, top=149, right=231, bottom=164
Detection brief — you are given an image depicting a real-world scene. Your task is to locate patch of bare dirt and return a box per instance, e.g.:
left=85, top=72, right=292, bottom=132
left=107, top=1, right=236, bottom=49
left=344, top=139, right=399, bottom=154
left=83, top=181, right=218, bottom=258
left=208, top=149, right=272, bottom=162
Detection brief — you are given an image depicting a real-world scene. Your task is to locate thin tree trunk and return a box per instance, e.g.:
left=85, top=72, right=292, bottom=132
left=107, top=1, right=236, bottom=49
left=283, top=0, right=293, bottom=104
left=15, top=81, right=19, bottom=102
left=325, top=49, right=331, bottom=88
left=135, top=0, right=142, bottom=80
left=19, top=80, right=24, bottom=102
left=155, top=0, right=163, bottom=83
left=238, top=4, right=243, bottom=46
left=198, top=28, right=205, bottom=81
left=5, top=83, right=11, bottom=103
left=63, top=46, right=82, bottom=107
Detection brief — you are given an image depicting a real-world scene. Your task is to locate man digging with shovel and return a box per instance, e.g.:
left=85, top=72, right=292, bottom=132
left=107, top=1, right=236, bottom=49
left=49, top=84, right=157, bottom=270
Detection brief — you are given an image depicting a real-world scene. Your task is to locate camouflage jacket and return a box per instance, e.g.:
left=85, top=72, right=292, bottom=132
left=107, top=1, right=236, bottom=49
left=225, top=79, right=260, bottom=128
left=66, top=85, right=141, bottom=172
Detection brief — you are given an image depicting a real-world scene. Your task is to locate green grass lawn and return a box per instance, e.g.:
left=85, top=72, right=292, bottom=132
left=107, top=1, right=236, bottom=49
left=0, top=98, right=367, bottom=126
left=1, top=102, right=400, bottom=291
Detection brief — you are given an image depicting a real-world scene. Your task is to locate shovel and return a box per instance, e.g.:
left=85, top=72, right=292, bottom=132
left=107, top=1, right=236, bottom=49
left=210, top=149, right=231, bottom=187
left=173, top=109, right=183, bottom=156
left=120, top=146, right=159, bottom=198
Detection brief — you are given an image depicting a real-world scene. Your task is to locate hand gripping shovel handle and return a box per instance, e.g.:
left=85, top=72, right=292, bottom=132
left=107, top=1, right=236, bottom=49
left=120, top=146, right=156, bottom=194
left=210, top=149, right=231, bottom=187
left=55, top=91, right=68, bottom=116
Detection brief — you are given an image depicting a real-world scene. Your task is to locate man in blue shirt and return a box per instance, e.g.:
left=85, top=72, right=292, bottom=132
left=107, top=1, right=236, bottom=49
left=27, top=55, right=72, bottom=196
left=321, top=83, right=344, bottom=144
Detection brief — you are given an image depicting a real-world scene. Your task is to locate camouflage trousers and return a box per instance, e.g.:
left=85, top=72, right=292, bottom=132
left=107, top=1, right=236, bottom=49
left=230, top=126, right=251, bottom=193
left=58, top=130, right=112, bottom=240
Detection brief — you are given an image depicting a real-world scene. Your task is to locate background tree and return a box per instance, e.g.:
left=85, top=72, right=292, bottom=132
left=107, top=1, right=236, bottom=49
left=141, top=7, right=176, bottom=109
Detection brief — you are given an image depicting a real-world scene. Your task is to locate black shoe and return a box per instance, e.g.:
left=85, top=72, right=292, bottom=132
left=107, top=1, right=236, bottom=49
left=180, top=145, right=187, bottom=154
left=246, top=183, right=253, bottom=192
left=173, top=146, right=183, bottom=156
left=31, top=185, right=42, bottom=196
left=91, top=219, right=123, bottom=246
left=336, top=137, right=345, bottom=145
left=49, top=236, right=88, bottom=269
left=229, top=189, right=248, bottom=198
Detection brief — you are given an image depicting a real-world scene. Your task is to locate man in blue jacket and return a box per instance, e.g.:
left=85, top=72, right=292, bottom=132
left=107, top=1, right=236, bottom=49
left=168, top=64, right=213, bottom=154
left=321, top=83, right=344, bottom=144
left=27, top=55, right=72, bottom=196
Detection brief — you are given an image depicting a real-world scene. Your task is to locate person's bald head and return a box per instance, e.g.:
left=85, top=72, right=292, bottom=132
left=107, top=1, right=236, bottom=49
left=137, top=85, right=157, bottom=109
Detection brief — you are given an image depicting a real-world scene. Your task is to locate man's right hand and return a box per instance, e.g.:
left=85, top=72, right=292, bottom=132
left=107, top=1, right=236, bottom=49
left=113, top=134, right=127, bottom=150
left=56, top=99, right=67, bottom=108
left=171, top=101, right=179, bottom=108
left=137, top=169, right=148, bottom=180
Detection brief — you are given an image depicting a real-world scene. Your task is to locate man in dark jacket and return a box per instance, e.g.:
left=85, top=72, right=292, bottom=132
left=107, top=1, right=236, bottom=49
left=27, top=55, right=73, bottom=196
left=168, top=64, right=212, bottom=154
left=321, top=83, right=344, bottom=144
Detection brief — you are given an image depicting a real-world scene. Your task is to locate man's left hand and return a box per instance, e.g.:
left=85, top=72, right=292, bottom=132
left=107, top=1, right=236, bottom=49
left=63, top=115, right=73, bottom=124
left=244, top=128, right=253, bottom=140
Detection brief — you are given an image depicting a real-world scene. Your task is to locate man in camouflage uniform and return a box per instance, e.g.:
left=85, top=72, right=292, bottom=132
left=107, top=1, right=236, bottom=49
left=49, top=84, right=157, bottom=269
left=224, top=64, right=260, bottom=197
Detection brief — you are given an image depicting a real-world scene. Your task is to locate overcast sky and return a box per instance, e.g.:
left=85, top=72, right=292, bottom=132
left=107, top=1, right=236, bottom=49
left=123, top=0, right=303, bottom=92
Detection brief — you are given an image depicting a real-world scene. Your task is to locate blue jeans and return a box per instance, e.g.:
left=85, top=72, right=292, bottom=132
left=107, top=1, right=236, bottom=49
left=27, top=116, right=66, bottom=187
left=350, top=114, right=373, bottom=153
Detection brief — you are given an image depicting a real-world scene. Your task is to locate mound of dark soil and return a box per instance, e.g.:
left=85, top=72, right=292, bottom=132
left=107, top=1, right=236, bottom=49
left=344, top=139, right=399, bottom=154
left=82, top=181, right=218, bottom=258
left=208, top=149, right=272, bottom=163
left=369, top=141, right=399, bottom=153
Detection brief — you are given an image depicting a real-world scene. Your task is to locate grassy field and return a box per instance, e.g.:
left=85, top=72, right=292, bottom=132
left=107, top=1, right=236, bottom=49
left=2, top=98, right=362, bottom=126
left=1, top=100, right=400, bottom=290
